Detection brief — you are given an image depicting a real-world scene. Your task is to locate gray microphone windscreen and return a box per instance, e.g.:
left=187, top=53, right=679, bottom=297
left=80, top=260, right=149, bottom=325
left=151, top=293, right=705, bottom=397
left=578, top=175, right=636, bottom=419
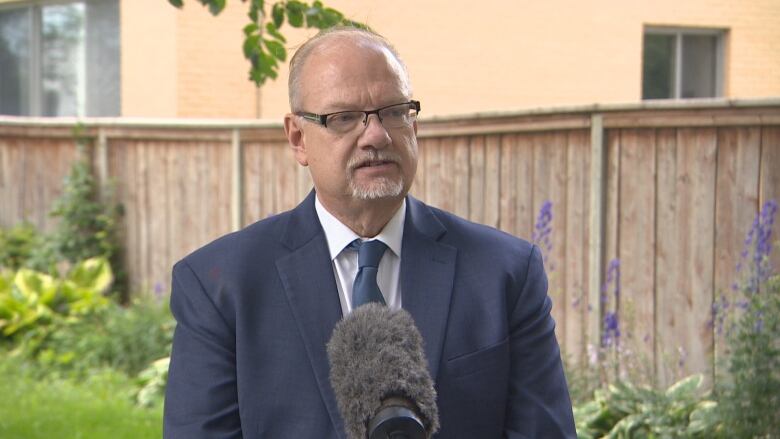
left=327, top=303, right=439, bottom=439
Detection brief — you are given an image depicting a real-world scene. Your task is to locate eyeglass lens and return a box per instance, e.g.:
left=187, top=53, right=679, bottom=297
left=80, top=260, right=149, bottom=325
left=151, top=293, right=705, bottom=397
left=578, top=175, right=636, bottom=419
left=326, top=103, right=418, bottom=133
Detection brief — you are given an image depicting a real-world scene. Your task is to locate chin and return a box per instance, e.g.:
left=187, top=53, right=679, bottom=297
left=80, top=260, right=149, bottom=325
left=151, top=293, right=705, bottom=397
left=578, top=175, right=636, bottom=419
left=350, top=178, right=405, bottom=200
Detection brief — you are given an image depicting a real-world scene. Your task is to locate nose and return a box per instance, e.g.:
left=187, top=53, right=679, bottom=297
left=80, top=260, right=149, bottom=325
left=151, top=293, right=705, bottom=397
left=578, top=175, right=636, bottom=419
left=358, top=114, right=391, bottom=149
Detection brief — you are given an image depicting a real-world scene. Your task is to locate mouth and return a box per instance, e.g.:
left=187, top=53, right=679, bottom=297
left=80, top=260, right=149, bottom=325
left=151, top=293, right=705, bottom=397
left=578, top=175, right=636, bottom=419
left=356, top=159, right=395, bottom=169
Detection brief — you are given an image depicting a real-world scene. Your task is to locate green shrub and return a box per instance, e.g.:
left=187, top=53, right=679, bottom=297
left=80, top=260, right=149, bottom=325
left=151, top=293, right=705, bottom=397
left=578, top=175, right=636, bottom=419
left=574, top=374, right=720, bottom=438
left=48, top=144, right=120, bottom=265
left=716, top=275, right=780, bottom=437
left=32, top=297, right=174, bottom=378
left=0, top=223, right=42, bottom=270
left=136, top=356, right=170, bottom=407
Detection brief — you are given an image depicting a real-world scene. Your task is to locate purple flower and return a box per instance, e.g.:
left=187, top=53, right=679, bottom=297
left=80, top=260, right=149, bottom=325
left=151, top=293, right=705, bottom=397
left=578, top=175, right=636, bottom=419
left=735, top=200, right=778, bottom=293
left=532, top=201, right=554, bottom=270
left=154, top=282, right=165, bottom=298
left=600, top=258, right=622, bottom=348
left=602, top=311, right=620, bottom=347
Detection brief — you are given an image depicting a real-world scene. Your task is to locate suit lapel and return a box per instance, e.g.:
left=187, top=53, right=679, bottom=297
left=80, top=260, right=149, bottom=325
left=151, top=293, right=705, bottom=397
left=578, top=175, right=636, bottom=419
left=275, top=192, right=346, bottom=438
left=401, top=196, right=457, bottom=382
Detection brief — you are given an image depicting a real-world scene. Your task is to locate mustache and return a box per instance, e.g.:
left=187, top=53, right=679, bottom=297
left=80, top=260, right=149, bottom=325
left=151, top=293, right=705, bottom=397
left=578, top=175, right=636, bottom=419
left=347, top=150, right=402, bottom=171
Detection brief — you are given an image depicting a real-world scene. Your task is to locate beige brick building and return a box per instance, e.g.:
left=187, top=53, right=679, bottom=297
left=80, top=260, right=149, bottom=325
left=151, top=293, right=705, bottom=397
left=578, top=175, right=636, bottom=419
left=1, top=0, right=779, bottom=119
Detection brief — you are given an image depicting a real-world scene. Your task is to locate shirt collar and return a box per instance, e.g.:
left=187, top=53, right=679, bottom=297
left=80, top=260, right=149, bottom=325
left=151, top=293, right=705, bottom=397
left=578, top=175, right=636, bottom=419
left=315, top=196, right=406, bottom=260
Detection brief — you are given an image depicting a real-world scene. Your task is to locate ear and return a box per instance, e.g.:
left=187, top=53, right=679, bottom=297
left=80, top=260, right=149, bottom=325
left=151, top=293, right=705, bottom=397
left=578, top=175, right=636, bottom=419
left=284, top=114, right=309, bottom=166
left=412, top=119, right=418, bottom=136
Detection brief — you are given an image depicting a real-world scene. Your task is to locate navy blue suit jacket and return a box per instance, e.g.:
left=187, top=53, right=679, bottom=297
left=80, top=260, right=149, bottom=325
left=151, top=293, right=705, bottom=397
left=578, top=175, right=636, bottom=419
left=164, top=192, right=575, bottom=438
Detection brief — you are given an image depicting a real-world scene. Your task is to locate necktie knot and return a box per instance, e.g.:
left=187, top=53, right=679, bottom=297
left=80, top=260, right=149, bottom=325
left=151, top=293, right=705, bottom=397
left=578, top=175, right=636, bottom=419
left=352, top=239, right=387, bottom=269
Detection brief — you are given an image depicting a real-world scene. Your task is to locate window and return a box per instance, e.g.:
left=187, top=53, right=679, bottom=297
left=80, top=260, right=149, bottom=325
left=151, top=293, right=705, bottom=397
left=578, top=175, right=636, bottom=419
left=642, top=27, right=725, bottom=100
left=0, top=0, right=119, bottom=117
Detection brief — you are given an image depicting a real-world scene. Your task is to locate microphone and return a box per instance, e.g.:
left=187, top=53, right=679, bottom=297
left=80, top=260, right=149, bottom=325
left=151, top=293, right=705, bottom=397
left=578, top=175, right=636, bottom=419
left=327, top=303, right=440, bottom=439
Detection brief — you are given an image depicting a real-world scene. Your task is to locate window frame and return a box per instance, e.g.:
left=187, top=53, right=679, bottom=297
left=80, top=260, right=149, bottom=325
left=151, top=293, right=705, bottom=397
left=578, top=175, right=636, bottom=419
left=642, top=26, right=726, bottom=100
left=0, top=0, right=118, bottom=116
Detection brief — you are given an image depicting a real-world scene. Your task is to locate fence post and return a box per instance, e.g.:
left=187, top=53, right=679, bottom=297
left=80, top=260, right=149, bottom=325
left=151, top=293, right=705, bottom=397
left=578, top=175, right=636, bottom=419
left=96, top=126, right=109, bottom=199
left=588, top=114, right=606, bottom=351
left=231, top=128, right=244, bottom=231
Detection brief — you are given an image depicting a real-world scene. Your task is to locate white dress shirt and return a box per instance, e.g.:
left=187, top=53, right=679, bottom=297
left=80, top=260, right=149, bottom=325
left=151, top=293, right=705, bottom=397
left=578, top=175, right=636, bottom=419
left=315, top=196, right=405, bottom=315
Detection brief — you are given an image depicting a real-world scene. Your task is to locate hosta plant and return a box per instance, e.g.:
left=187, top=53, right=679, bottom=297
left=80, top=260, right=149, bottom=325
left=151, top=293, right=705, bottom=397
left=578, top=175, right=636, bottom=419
left=0, top=257, right=112, bottom=338
left=574, top=374, right=720, bottom=438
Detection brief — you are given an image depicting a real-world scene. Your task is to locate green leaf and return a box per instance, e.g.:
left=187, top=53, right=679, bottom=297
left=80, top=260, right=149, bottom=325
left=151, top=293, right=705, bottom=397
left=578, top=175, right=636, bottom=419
left=249, top=68, right=265, bottom=85
left=168, top=0, right=184, bottom=8
left=264, top=39, right=287, bottom=61
left=265, top=22, right=286, bottom=42
left=321, top=7, right=343, bottom=27
left=248, top=0, right=264, bottom=22
left=665, top=374, right=702, bottom=400
left=68, top=257, right=113, bottom=295
left=272, top=2, right=285, bottom=28
left=243, top=23, right=259, bottom=36
left=305, top=7, right=322, bottom=28
left=286, top=1, right=305, bottom=27
left=205, top=0, right=226, bottom=15
left=243, top=34, right=261, bottom=59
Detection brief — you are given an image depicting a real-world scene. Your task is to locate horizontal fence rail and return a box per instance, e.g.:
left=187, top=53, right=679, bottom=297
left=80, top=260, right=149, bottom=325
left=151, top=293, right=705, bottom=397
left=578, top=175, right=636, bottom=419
left=2, top=99, right=779, bottom=387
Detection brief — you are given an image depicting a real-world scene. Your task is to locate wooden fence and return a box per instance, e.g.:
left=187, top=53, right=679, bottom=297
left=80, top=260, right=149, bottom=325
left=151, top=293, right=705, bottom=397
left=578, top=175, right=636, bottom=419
left=2, top=99, right=779, bottom=386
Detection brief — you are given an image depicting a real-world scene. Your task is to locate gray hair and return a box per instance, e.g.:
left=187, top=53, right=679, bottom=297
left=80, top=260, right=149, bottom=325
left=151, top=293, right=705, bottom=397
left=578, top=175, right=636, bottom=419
left=287, top=26, right=411, bottom=112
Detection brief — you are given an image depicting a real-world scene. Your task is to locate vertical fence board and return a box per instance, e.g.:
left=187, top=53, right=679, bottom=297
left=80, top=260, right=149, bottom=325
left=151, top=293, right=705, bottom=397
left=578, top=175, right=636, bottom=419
left=760, top=127, right=780, bottom=273
left=469, top=136, right=486, bottom=224
left=453, top=137, right=471, bottom=219
left=532, top=132, right=568, bottom=348
left=654, top=128, right=679, bottom=385
left=261, top=143, right=277, bottom=217
left=499, top=134, right=518, bottom=235
left=166, top=143, right=184, bottom=274
left=148, top=142, right=169, bottom=293
left=564, top=130, right=590, bottom=363
left=713, top=126, right=761, bottom=378
left=423, top=138, right=442, bottom=209
left=242, top=142, right=262, bottom=225
left=514, top=134, right=535, bottom=241
left=484, top=135, right=501, bottom=229
left=618, top=128, right=656, bottom=381
left=655, top=128, right=717, bottom=387
left=409, top=138, right=427, bottom=201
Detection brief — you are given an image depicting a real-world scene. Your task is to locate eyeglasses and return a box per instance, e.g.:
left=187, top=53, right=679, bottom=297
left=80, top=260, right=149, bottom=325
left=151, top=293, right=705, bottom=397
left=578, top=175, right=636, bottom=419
left=295, top=100, right=421, bottom=134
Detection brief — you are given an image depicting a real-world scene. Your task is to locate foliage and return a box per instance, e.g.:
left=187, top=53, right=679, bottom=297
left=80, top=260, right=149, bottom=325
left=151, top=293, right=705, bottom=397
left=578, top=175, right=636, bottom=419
left=716, top=277, right=780, bottom=437
left=0, top=355, right=162, bottom=438
left=714, top=202, right=780, bottom=438
left=0, top=257, right=112, bottom=339
left=29, top=297, right=174, bottom=378
left=49, top=132, right=121, bottom=264
left=167, top=0, right=367, bottom=86
left=136, top=356, right=171, bottom=407
left=574, top=374, right=720, bottom=438
left=0, top=222, right=43, bottom=270
left=564, top=354, right=601, bottom=407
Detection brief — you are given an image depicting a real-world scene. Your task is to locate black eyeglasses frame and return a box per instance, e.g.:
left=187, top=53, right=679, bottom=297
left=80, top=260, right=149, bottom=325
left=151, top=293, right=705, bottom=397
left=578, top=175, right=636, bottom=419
left=294, top=100, right=421, bottom=129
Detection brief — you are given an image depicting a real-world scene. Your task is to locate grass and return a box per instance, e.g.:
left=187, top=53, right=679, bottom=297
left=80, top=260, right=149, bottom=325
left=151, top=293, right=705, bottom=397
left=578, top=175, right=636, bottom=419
left=0, top=358, right=162, bottom=439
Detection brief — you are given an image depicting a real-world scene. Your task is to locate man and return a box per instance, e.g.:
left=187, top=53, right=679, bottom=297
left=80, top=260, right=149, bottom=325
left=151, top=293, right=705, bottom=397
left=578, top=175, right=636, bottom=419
left=164, top=27, right=575, bottom=438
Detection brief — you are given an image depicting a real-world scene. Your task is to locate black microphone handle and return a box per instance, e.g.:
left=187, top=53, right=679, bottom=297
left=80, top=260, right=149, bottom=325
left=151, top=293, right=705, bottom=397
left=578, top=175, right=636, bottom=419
left=368, top=396, right=426, bottom=439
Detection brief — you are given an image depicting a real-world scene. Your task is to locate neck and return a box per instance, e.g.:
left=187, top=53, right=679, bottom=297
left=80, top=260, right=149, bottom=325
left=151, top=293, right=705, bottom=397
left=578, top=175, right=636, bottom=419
left=319, top=195, right=404, bottom=238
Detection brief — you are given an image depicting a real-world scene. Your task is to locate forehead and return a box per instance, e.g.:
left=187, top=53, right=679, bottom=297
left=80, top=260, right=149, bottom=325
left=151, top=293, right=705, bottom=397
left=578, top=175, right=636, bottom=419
left=298, top=36, right=410, bottom=110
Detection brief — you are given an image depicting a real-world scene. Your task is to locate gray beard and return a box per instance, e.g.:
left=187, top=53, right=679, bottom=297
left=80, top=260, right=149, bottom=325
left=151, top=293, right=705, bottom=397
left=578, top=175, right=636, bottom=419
left=349, top=175, right=404, bottom=200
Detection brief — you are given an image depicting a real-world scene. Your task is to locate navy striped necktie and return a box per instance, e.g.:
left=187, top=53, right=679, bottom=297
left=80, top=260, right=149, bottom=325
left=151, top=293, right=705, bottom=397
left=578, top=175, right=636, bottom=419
left=350, top=239, right=388, bottom=308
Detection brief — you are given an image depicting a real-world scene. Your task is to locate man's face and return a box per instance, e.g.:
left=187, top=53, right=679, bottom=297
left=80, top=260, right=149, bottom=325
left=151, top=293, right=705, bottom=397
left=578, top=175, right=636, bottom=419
left=284, top=38, right=418, bottom=209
